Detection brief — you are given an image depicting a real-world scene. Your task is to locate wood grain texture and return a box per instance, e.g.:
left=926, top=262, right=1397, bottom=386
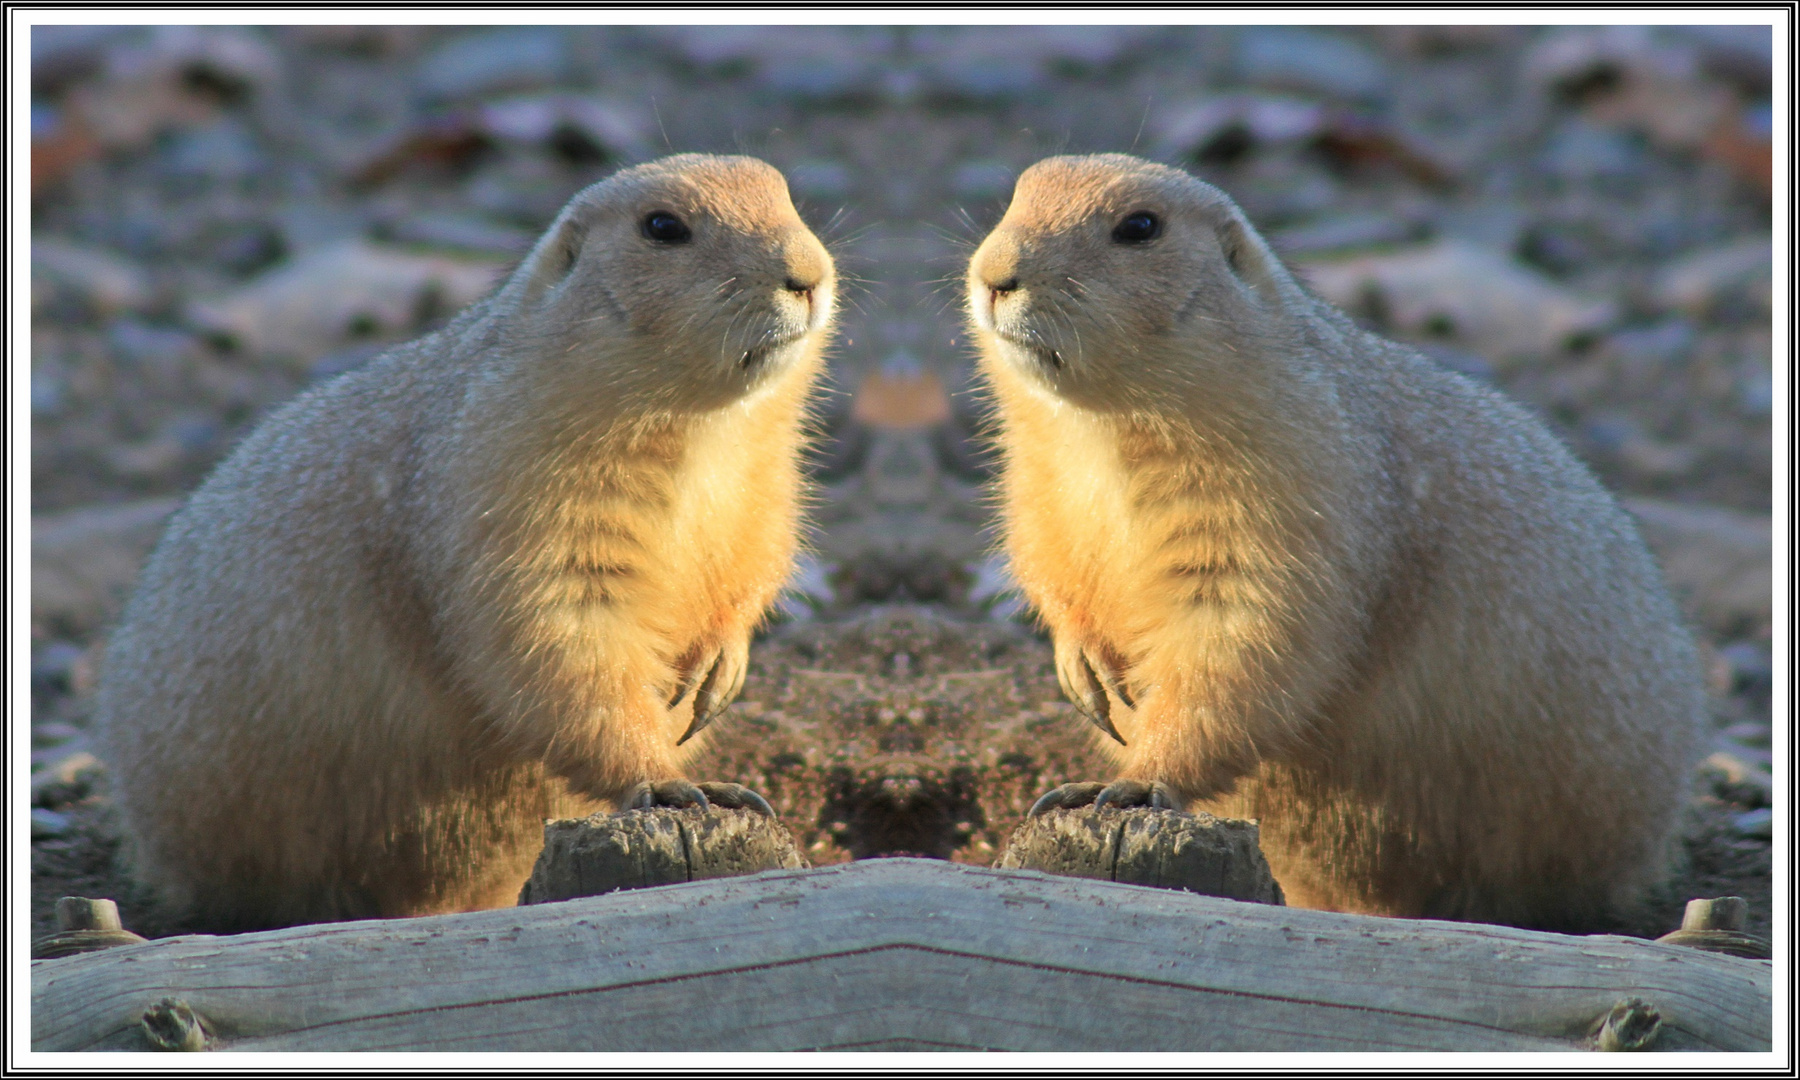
left=31, top=859, right=1769, bottom=1053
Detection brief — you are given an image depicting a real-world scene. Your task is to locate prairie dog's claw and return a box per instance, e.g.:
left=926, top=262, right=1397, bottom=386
left=694, top=782, right=775, bottom=817
left=1054, top=638, right=1137, bottom=746
left=673, top=639, right=749, bottom=745
left=1092, top=779, right=1185, bottom=812
left=1027, top=781, right=1108, bottom=817
left=625, top=779, right=710, bottom=811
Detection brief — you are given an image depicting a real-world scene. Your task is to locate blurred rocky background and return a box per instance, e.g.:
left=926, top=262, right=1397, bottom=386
left=28, top=24, right=1774, bottom=939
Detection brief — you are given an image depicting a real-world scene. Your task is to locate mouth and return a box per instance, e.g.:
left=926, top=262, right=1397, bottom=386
left=997, top=332, right=1063, bottom=371
left=740, top=331, right=806, bottom=371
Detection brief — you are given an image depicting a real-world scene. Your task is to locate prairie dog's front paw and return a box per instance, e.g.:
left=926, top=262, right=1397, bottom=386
left=622, top=779, right=775, bottom=817
left=1027, top=779, right=1183, bottom=817
left=1053, top=637, right=1136, bottom=745
left=668, top=636, right=749, bottom=744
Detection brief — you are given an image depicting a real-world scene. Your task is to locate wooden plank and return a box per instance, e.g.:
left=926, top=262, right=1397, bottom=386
left=31, top=859, right=1770, bottom=1053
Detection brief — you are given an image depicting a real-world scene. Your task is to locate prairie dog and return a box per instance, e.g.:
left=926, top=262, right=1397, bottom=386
left=967, top=154, right=1703, bottom=930
left=97, top=155, right=835, bottom=929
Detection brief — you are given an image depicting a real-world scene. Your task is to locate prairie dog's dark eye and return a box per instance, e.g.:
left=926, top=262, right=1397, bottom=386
left=1112, top=211, right=1161, bottom=244
left=642, top=212, right=691, bottom=244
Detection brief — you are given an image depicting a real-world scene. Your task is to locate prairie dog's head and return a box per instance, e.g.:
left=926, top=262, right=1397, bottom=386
left=499, top=153, right=835, bottom=409
left=968, top=154, right=1308, bottom=413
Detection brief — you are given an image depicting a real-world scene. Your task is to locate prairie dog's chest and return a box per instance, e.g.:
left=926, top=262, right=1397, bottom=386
left=999, top=404, right=1150, bottom=604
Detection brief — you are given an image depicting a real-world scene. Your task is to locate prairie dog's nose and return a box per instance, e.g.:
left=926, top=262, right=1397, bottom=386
left=781, top=232, right=830, bottom=295
left=972, top=233, right=1022, bottom=296
left=780, top=230, right=833, bottom=325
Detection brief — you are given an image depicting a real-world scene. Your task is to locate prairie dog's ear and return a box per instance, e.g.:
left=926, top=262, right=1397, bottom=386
left=519, top=213, right=591, bottom=308
left=1211, top=210, right=1285, bottom=308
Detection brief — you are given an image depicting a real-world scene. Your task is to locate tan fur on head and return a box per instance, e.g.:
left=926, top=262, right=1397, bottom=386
left=968, top=154, right=1704, bottom=930
left=97, top=155, right=834, bottom=929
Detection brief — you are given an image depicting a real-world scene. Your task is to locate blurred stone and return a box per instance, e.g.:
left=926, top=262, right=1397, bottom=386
left=159, top=117, right=269, bottom=185
left=31, top=642, right=94, bottom=698
left=1605, top=319, right=1696, bottom=370
left=1154, top=94, right=1324, bottom=162
left=31, top=497, right=181, bottom=638
left=477, top=93, right=648, bottom=163
left=30, top=102, right=102, bottom=193
left=30, top=24, right=134, bottom=95
left=1538, top=116, right=1646, bottom=184
left=1674, top=25, right=1772, bottom=97
left=1585, top=416, right=1698, bottom=481
left=1719, top=721, right=1771, bottom=747
left=202, top=219, right=287, bottom=275
left=286, top=25, right=431, bottom=57
left=661, top=28, right=885, bottom=100
left=1311, top=115, right=1453, bottom=186
left=1524, top=26, right=1733, bottom=153
left=1298, top=239, right=1615, bottom=361
left=1651, top=238, right=1771, bottom=319
left=65, top=26, right=280, bottom=152
left=1717, top=641, right=1772, bottom=700
left=1701, top=106, right=1773, bottom=195
left=912, top=27, right=1150, bottom=100
left=186, top=239, right=507, bottom=362
left=1731, top=808, right=1772, bottom=840
left=760, top=51, right=879, bottom=100
left=274, top=202, right=368, bottom=255
left=382, top=211, right=535, bottom=256
left=31, top=809, right=72, bottom=840
left=1235, top=27, right=1385, bottom=100
left=1435, top=204, right=1528, bottom=251
left=33, top=721, right=85, bottom=746
left=1621, top=497, right=1770, bottom=638
left=31, top=749, right=101, bottom=806
left=32, top=239, right=154, bottom=316
left=776, top=554, right=838, bottom=620
left=348, top=114, right=494, bottom=187
left=415, top=28, right=570, bottom=101
left=108, top=320, right=200, bottom=378
left=1699, top=750, right=1772, bottom=807
left=968, top=554, right=1028, bottom=622
left=1270, top=211, right=1418, bottom=257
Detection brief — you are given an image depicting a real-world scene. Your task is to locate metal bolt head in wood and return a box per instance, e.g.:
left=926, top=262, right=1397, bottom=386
left=1681, top=896, right=1748, bottom=932
left=1655, top=896, right=1768, bottom=959
left=55, top=897, right=122, bottom=932
left=32, top=897, right=148, bottom=960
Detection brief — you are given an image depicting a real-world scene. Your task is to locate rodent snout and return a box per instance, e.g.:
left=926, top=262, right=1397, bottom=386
left=778, top=237, right=832, bottom=327
left=970, top=237, right=1025, bottom=330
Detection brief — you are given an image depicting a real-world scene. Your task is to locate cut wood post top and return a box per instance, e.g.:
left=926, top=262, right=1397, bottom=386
left=31, top=859, right=1772, bottom=1054
left=996, top=805, right=1284, bottom=904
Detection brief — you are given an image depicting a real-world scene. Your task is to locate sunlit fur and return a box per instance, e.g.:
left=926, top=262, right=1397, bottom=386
left=97, top=156, right=835, bottom=929
left=968, top=154, right=1703, bottom=930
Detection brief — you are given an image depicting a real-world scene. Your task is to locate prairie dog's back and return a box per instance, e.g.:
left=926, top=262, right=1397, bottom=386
left=967, top=153, right=1702, bottom=929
